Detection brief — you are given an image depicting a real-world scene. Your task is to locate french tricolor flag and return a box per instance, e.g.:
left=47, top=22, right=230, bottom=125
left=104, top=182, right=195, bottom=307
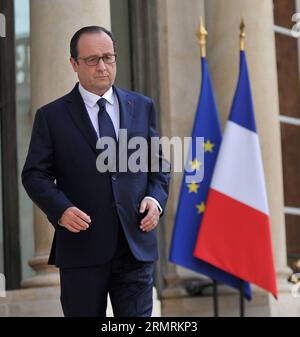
left=194, top=51, right=278, bottom=298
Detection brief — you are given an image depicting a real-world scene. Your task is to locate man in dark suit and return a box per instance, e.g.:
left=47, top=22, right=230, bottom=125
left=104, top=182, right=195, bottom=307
left=22, top=26, right=170, bottom=317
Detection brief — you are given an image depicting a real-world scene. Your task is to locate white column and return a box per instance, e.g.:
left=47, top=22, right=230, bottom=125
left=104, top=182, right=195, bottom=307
left=23, top=0, right=111, bottom=288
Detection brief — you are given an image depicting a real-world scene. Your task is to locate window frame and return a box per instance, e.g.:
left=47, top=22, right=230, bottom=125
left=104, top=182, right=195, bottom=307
left=274, top=1, right=300, bottom=217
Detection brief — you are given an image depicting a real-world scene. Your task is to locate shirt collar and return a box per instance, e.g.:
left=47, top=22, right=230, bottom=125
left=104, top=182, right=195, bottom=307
left=78, top=83, right=115, bottom=108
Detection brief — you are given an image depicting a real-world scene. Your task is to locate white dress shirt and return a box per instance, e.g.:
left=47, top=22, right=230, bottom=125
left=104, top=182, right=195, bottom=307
left=78, top=83, right=119, bottom=139
left=77, top=83, right=162, bottom=214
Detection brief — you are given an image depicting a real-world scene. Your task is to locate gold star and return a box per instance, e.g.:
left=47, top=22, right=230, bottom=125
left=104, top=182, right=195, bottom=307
left=204, top=140, right=215, bottom=153
left=196, top=202, right=205, bottom=214
left=187, top=182, right=200, bottom=193
left=190, top=158, right=202, bottom=171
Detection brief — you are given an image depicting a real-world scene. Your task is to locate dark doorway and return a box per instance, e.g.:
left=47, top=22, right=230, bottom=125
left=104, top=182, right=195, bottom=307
left=0, top=0, right=21, bottom=290
left=110, top=0, right=166, bottom=297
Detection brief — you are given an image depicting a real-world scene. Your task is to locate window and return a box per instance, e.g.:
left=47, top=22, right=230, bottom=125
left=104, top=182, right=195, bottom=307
left=274, top=0, right=300, bottom=272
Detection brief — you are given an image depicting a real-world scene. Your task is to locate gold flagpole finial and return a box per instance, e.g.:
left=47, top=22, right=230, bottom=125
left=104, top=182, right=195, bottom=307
left=197, top=16, right=208, bottom=57
left=239, top=17, right=246, bottom=51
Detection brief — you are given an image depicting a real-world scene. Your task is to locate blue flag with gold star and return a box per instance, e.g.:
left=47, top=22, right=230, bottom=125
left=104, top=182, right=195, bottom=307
left=169, top=57, right=251, bottom=299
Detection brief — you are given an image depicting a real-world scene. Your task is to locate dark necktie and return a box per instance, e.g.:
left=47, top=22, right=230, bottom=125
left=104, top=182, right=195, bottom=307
left=97, top=98, right=117, bottom=169
left=97, top=98, right=116, bottom=141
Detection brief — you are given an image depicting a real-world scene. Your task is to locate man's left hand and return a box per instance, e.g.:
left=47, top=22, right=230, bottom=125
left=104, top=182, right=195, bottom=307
left=139, top=198, right=160, bottom=232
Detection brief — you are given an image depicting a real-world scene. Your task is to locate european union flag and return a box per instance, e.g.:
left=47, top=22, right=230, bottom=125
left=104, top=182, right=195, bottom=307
left=169, top=56, right=252, bottom=299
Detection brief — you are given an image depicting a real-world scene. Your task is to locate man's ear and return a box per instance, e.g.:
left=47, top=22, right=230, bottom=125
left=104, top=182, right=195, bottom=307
left=70, top=57, right=78, bottom=72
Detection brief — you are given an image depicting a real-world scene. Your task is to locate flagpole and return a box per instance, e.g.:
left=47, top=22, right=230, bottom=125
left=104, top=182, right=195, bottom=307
left=239, top=17, right=245, bottom=51
left=239, top=281, right=245, bottom=317
left=197, top=17, right=219, bottom=317
left=197, top=16, right=207, bottom=58
left=213, top=280, right=219, bottom=317
left=239, top=18, right=246, bottom=317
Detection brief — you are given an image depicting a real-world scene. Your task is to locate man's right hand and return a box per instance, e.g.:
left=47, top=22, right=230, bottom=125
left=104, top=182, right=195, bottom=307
left=59, top=207, right=91, bottom=233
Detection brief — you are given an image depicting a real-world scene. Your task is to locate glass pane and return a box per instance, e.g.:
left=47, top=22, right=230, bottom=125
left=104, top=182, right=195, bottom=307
left=15, top=0, right=34, bottom=281
left=273, top=0, right=296, bottom=29
left=286, top=214, right=300, bottom=272
left=110, top=0, right=133, bottom=90
left=275, top=32, right=300, bottom=119
left=281, top=123, right=300, bottom=207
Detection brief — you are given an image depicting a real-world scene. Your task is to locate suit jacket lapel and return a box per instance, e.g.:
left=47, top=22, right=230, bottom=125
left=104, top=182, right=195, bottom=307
left=113, top=86, right=135, bottom=171
left=113, top=86, right=135, bottom=135
left=65, top=83, right=99, bottom=155
left=64, top=84, right=135, bottom=157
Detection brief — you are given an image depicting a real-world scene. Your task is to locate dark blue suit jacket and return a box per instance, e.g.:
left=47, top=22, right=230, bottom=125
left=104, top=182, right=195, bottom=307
left=22, top=83, right=170, bottom=268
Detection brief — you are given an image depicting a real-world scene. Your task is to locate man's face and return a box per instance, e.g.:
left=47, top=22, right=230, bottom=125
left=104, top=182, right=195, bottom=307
left=70, top=32, right=116, bottom=96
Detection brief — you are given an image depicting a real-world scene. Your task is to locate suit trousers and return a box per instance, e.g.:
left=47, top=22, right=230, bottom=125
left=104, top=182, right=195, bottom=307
left=59, top=224, right=154, bottom=317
